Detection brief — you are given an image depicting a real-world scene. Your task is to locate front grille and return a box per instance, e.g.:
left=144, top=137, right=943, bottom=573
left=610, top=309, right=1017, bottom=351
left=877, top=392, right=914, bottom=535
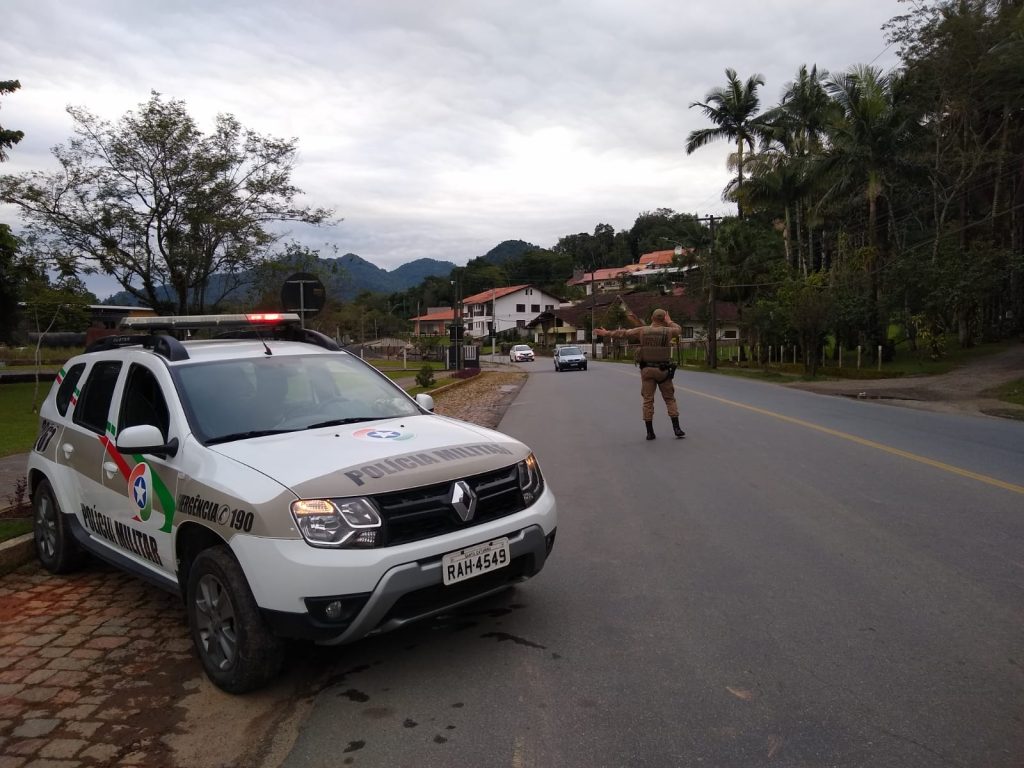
left=377, top=554, right=533, bottom=627
left=373, top=464, right=524, bottom=546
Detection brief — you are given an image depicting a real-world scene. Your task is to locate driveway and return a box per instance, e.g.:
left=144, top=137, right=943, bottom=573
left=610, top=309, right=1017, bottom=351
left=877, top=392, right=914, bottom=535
left=786, top=342, right=1024, bottom=419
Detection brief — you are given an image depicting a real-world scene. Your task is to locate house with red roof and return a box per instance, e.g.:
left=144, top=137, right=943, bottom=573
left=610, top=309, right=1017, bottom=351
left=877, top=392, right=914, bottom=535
left=459, top=284, right=562, bottom=339
left=566, top=249, right=696, bottom=295
left=410, top=307, right=455, bottom=336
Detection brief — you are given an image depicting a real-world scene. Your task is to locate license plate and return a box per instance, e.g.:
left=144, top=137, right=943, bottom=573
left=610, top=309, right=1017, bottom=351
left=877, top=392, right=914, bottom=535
left=442, top=537, right=510, bottom=585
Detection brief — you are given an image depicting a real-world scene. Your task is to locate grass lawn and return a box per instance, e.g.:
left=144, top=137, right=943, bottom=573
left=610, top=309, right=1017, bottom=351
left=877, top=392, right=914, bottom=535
left=0, top=382, right=49, bottom=458
left=986, top=378, right=1024, bottom=406
left=0, top=519, right=32, bottom=543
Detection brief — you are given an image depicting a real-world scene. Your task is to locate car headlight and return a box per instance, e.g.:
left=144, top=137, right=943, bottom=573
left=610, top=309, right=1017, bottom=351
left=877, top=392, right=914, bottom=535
left=517, top=453, right=544, bottom=506
left=290, top=497, right=382, bottom=548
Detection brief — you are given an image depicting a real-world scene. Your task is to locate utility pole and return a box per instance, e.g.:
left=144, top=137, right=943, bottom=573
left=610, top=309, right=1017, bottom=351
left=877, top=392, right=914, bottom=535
left=590, top=266, right=596, bottom=358
left=707, top=214, right=718, bottom=369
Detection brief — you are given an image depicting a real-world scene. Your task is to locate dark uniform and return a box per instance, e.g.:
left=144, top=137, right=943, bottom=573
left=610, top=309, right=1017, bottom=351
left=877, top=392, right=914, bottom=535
left=597, top=310, right=685, bottom=440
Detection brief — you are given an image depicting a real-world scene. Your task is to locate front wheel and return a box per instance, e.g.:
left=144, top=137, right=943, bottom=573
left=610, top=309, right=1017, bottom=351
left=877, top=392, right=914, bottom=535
left=187, top=547, right=285, bottom=693
left=33, top=478, right=85, bottom=574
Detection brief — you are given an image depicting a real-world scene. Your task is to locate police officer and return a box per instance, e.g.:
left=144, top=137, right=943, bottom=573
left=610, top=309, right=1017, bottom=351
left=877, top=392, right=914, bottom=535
left=596, top=308, right=685, bottom=440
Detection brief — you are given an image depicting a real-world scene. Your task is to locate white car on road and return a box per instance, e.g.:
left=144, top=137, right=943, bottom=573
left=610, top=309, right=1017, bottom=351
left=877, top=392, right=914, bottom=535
left=510, top=344, right=535, bottom=362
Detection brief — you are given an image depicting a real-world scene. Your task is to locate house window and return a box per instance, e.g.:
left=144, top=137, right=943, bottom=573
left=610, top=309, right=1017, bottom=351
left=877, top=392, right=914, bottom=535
left=516, top=320, right=526, bottom=328
left=545, top=304, right=553, bottom=311
left=683, top=327, right=694, bottom=339
left=516, top=304, right=525, bottom=312
left=723, top=329, right=738, bottom=339
left=530, top=304, right=539, bottom=313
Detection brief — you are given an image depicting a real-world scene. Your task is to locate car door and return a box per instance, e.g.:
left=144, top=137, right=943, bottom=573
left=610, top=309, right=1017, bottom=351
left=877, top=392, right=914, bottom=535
left=60, top=359, right=123, bottom=548
left=97, top=360, right=180, bottom=578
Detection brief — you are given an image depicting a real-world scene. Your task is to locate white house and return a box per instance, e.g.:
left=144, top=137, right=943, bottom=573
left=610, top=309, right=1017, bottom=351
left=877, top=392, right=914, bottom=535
left=459, top=285, right=562, bottom=339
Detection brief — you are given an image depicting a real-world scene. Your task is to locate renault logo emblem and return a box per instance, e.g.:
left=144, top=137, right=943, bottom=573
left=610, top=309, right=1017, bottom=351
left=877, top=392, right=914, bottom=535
left=450, top=480, right=478, bottom=522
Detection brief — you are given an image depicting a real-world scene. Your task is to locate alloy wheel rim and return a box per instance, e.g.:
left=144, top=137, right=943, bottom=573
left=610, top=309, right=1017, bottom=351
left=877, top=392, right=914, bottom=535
left=194, top=574, right=238, bottom=671
left=35, top=494, right=57, bottom=559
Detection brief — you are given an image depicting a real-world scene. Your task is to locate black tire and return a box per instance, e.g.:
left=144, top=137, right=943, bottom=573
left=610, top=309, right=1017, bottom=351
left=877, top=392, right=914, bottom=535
left=583, top=364, right=588, bottom=371
left=186, top=547, right=285, bottom=693
left=33, top=478, right=85, bottom=574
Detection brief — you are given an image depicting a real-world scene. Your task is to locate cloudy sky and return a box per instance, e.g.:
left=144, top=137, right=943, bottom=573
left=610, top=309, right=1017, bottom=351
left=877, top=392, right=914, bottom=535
left=2, top=0, right=903, bottom=297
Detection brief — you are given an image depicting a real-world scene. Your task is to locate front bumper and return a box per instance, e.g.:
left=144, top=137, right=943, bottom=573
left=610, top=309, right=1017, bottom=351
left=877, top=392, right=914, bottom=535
left=234, top=487, right=557, bottom=643
left=263, top=524, right=555, bottom=643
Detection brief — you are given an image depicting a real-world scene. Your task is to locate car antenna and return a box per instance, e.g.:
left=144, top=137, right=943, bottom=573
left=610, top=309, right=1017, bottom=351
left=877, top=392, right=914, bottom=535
left=251, top=323, right=273, bottom=356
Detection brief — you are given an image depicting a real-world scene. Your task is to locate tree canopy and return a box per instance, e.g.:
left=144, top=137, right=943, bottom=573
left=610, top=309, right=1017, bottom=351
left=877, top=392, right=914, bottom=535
left=0, top=93, right=333, bottom=314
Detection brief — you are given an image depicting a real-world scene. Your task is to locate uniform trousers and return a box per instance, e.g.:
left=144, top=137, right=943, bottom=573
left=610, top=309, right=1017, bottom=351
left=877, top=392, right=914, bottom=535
left=640, top=366, right=678, bottom=420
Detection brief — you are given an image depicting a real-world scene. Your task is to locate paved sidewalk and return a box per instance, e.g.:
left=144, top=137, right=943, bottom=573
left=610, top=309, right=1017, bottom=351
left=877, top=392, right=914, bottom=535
left=0, top=561, right=198, bottom=767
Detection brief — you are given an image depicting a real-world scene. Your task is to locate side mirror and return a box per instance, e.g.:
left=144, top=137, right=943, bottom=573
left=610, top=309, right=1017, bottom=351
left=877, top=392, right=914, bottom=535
left=117, top=424, right=179, bottom=458
left=415, top=393, right=435, bottom=412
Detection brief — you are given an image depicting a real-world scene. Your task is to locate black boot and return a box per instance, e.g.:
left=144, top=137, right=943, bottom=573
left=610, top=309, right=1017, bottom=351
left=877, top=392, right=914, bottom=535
left=671, top=416, right=685, bottom=438
left=645, top=421, right=656, bottom=440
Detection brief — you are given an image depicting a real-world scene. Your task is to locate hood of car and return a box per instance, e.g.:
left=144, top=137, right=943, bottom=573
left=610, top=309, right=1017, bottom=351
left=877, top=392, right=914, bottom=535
left=207, top=414, right=530, bottom=497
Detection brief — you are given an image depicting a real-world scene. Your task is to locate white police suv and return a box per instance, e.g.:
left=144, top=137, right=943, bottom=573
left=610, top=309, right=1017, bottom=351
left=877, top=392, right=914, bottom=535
left=28, top=314, right=556, bottom=692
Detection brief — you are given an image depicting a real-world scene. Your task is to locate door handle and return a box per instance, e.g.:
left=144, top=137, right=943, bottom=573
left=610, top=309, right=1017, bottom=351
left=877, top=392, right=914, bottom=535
left=61, top=443, right=74, bottom=459
left=103, top=461, right=119, bottom=479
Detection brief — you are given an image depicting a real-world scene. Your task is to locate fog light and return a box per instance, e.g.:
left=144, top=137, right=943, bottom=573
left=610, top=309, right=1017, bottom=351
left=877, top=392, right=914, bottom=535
left=324, top=600, right=345, bottom=620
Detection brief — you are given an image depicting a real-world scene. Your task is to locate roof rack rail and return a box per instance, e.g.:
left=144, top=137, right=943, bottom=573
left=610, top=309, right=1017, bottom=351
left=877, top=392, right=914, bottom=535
left=84, top=333, right=190, bottom=361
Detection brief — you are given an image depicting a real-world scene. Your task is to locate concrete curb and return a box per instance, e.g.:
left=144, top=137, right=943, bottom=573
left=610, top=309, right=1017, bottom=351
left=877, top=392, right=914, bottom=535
left=0, top=531, right=34, bottom=573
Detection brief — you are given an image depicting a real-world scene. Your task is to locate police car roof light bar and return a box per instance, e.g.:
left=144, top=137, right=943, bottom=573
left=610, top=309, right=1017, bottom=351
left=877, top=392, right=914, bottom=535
left=119, top=313, right=302, bottom=331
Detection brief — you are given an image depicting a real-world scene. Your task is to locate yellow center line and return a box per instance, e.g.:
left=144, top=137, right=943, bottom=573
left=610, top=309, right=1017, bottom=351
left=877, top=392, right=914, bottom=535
left=679, top=386, right=1024, bottom=496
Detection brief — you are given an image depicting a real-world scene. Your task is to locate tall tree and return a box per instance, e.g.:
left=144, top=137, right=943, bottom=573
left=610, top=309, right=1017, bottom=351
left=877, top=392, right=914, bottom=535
left=820, top=65, right=919, bottom=351
left=686, top=68, right=767, bottom=218
left=0, top=79, right=25, bottom=341
left=0, top=79, right=24, bottom=161
left=0, top=93, right=333, bottom=313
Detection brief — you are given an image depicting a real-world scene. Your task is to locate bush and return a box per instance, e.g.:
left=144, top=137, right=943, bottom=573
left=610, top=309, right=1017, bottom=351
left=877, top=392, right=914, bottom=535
left=415, top=364, right=436, bottom=389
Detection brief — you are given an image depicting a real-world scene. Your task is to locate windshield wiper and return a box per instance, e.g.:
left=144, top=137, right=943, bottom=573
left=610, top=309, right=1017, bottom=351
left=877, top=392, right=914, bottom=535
left=206, top=429, right=294, bottom=445
left=305, top=416, right=384, bottom=430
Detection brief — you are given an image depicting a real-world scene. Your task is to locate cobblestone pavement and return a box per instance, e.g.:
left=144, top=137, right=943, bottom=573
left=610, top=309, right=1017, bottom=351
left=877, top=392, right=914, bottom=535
left=0, top=370, right=528, bottom=768
left=0, top=565, right=197, bottom=767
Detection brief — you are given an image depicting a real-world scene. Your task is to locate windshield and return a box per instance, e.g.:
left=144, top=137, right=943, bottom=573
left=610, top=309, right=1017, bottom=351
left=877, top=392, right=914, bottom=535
left=175, top=353, right=422, bottom=444
left=514, top=345, right=531, bottom=351
left=560, top=347, right=582, bottom=355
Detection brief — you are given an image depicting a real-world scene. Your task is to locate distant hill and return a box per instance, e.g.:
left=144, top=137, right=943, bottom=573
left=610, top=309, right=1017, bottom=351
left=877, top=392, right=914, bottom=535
left=99, top=242, right=546, bottom=306
left=101, top=253, right=459, bottom=305
left=480, top=240, right=539, bottom=265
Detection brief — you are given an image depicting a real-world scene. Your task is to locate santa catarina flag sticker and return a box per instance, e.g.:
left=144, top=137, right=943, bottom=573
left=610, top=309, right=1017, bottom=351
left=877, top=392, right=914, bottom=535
left=128, top=462, right=154, bottom=522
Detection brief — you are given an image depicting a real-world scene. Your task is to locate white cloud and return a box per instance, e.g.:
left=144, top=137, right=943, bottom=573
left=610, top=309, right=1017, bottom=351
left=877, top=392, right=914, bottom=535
left=1, top=0, right=903, bottom=297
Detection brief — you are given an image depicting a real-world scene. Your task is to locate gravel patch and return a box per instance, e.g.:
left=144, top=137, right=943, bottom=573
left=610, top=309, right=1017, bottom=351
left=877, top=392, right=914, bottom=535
left=431, top=372, right=528, bottom=429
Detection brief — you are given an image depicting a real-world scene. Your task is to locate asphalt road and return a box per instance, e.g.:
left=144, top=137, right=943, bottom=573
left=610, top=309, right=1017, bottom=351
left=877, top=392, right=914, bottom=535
left=279, top=360, right=1024, bottom=768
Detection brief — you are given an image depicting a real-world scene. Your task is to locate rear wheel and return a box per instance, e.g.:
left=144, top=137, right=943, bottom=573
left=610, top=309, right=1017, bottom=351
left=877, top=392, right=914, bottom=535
left=186, top=547, right=285, bottom=693
left=33, top=479, right=85, bottom=574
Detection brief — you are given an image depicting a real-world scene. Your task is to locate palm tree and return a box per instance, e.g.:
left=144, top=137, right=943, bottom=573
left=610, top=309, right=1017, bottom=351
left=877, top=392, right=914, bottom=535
left=753, top=64, right=834, bottom=273
left=686, top=68, right=767, bottom=218
left=822, top=65, right=915, bottom=255
left=820, top=64, right=918, bottom=350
